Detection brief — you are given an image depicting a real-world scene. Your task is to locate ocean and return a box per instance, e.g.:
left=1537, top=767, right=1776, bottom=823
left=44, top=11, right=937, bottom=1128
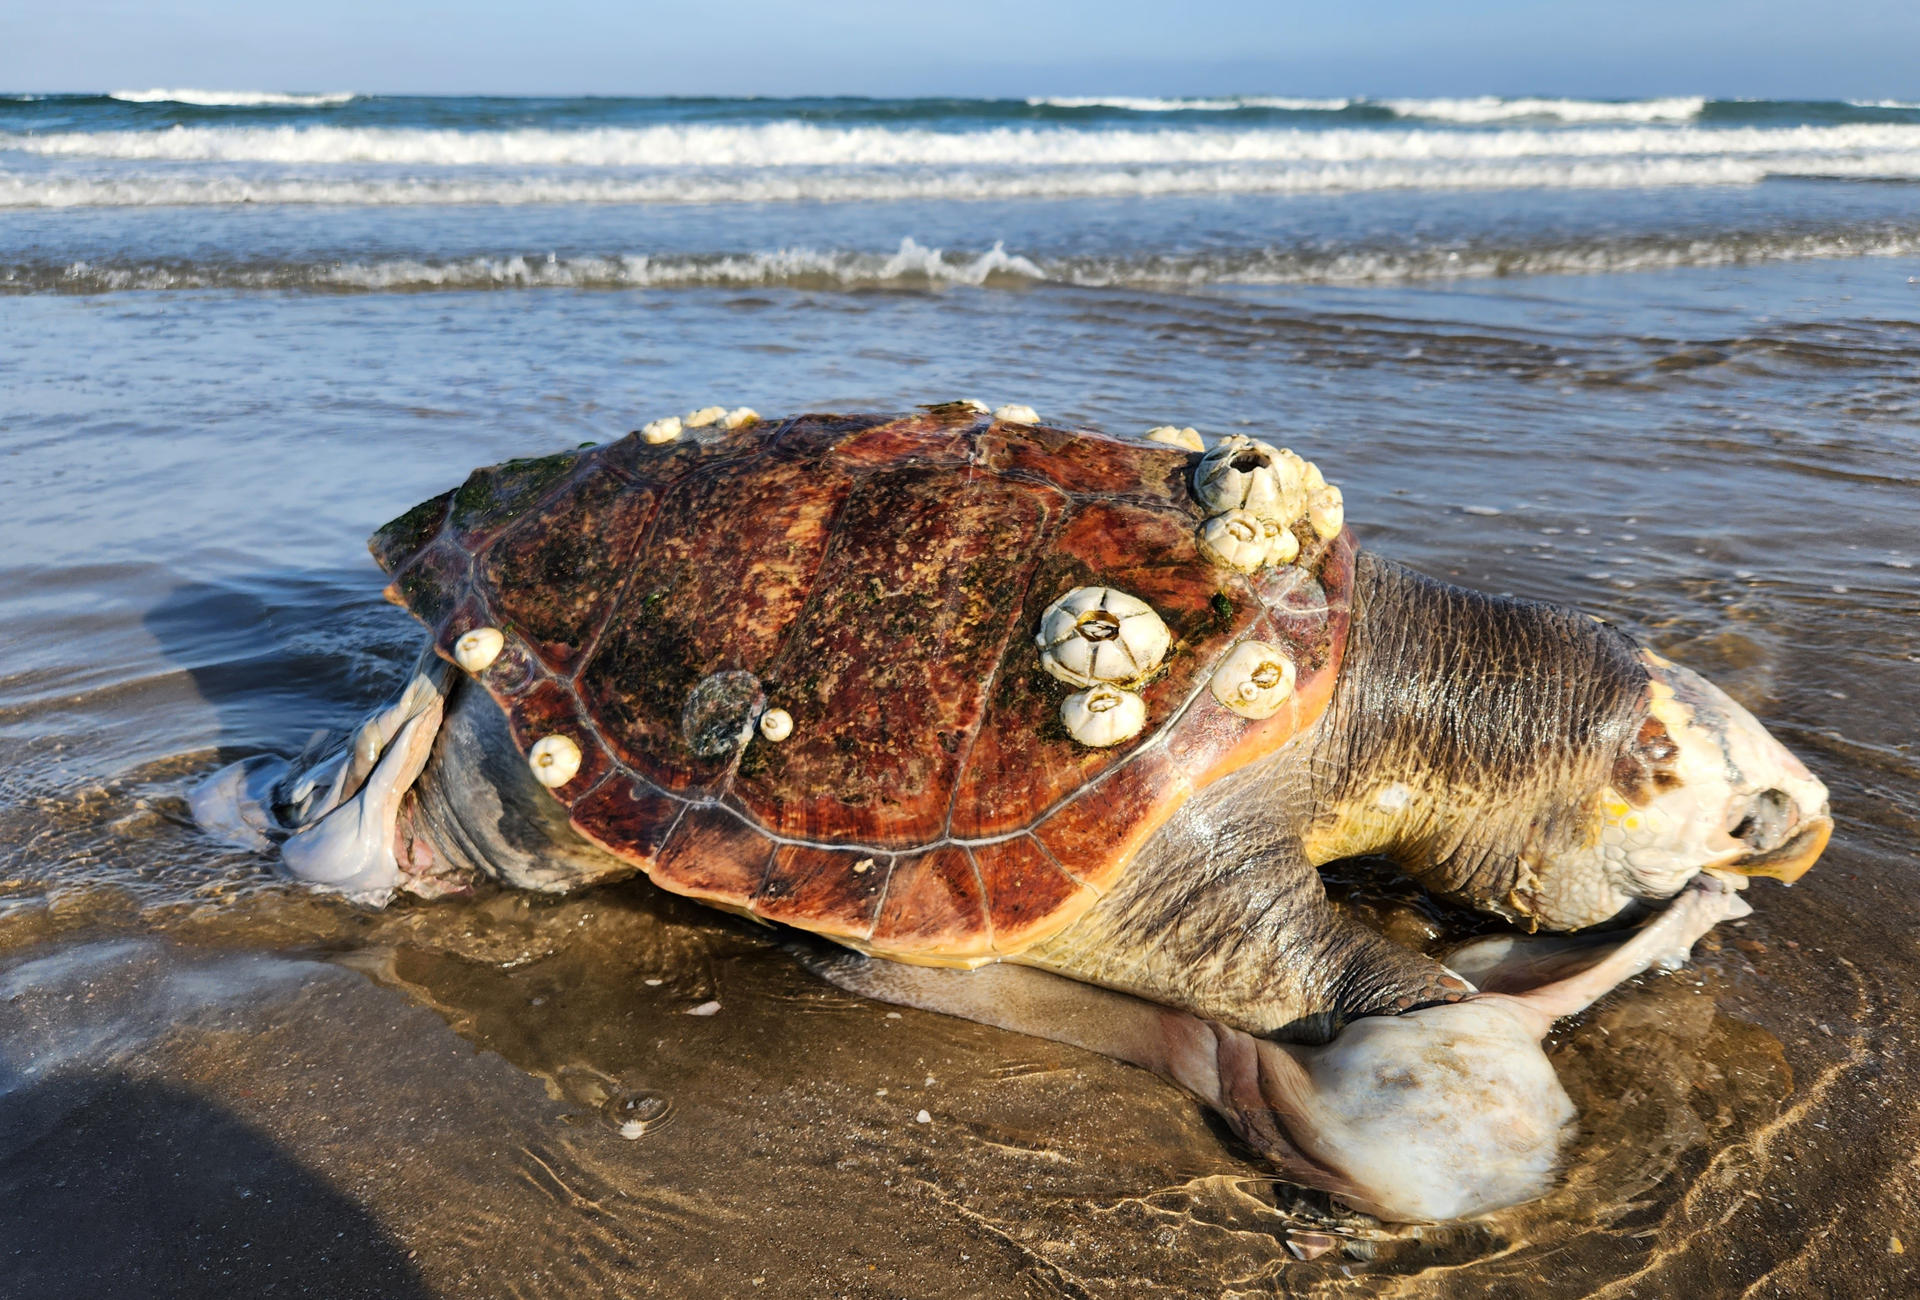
left=4, top=91, right=1920, bottom=292
left=1, top=90, right=1917, bottom=1296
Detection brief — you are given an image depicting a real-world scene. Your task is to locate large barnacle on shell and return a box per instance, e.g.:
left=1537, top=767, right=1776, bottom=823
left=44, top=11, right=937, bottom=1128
left=1194, top=436, right=1308, bottom=522
left=1306, top=484, right=1344, bottom=536
left=1259, top=515, right=1301, bottom=565
left=1197, top=509, right=1272, bottom=573
left=1036, top=586, right=1171, bottom=688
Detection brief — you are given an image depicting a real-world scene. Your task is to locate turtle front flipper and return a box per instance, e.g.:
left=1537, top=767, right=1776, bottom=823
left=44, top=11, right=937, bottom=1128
left=1313, top=916, right=1475, bottom=1032
left=1018, top=821, right=1470, bottom=1042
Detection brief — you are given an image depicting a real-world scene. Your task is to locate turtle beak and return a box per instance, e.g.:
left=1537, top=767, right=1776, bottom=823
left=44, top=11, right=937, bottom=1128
left=1718, top=795, right=1831, bottom=884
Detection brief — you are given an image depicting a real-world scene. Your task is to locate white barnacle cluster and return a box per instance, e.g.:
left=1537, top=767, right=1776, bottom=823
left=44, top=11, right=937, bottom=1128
left=1180, top=434, right=1334, bottom=722
left=640, top=404, right=760, bottom=444
left=1036, top=586, right=1170, bottom=747
left=1190, top=435, right=1342, bottom=572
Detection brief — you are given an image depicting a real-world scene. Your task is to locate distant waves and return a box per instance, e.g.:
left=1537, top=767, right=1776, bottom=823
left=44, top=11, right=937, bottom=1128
left=14, top=121, right=1920, bottom=168
left=8, top=93, right=1917, bottom=296
left=4, top=120, right=1919, bottom=208
left=14, top=226, right=1919, bottom=295
left=106, top=89, right=359, bottom=107
left=1026, top=95, right=1711, bottom=122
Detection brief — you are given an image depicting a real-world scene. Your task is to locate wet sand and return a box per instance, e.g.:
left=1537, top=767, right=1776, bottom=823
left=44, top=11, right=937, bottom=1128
left=2, top=259, right=1918, bottom=1296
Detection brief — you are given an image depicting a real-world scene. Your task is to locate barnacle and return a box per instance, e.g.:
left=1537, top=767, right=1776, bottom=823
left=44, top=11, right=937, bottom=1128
left=1209, top=641, right=1297, bottom=719
left=1036, top=587, right=1171, bottom=688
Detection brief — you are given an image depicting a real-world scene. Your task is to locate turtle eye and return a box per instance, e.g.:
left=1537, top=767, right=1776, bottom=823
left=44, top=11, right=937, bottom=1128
left=1635, top=717, right=1680, bottom=764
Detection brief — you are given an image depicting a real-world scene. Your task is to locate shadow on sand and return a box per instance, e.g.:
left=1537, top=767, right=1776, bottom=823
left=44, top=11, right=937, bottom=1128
left=0, top=1070, right=430, bottom=1299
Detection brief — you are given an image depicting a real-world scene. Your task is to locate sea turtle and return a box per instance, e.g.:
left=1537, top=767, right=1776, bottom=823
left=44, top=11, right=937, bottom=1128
left=194, top=403, right=1830, bottom=1218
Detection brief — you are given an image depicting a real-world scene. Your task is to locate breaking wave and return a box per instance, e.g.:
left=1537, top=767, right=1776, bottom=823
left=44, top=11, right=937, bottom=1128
left=1028, top=96, right=1355, bottom=113
left=1025, top=95, right=1708, bottom=122
left=15, top=121, right=1917, bottom=168
left=106, top=89, right=359, bottom=107
left=4, top=155, right=1916, bottom=209
left=12, top=228, right=1915, bottom=295
left=1377, top=95, right=1707, bottom=123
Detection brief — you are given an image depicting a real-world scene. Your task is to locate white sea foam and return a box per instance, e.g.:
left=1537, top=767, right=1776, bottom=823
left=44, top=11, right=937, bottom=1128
left=331, top=238, right=1042, bottom=290
left=30, top=238, right=1044, bottom=292
left=1028, top=95, right=1352, bottom=112
left=5, top=151, right=1918, bottom=209
left=1022, top=95, right=1703, bottom=121
left=7, top=119, right=1918, bottom=211
left=24, top=229, right=1918, bottom=296
left=8, top=121, right=1918, bottom=168
left=107, top=88, right=358, bottom=107
left=1379, top=96, right=1706, bottom=123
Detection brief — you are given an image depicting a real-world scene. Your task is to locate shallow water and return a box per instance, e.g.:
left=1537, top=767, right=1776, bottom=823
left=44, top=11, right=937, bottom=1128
left=4, top=93, right=1920, bottom=1298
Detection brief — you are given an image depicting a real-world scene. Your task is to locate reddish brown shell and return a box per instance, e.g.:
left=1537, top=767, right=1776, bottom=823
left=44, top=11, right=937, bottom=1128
left=371, top=405, right=1354, bottom=966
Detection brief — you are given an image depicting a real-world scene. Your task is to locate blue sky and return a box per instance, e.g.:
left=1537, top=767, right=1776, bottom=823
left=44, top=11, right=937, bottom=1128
left=6, top=0, right=1918, bottom=98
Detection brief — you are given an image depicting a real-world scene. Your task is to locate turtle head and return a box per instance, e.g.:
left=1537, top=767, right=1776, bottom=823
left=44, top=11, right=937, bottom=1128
left=1523, top=651, right=1831, bottom=928
left=1310, top=556, right=1831, bottom=931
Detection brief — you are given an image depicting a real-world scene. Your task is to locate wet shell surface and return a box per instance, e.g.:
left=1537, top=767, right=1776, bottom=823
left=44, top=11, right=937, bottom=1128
left=640, top=417, right=683, bottom=445
left=1209, top=640, right=1298, bottom=719
left=1035, top=586, right=1171, bottom=687
left=685, top=406, right=727, bottom=429
left=1193, top=435, right=1307, bottom=522
left=1061, top=684, right=1147, bottom=748
left=369, top=406, right=1355, bottom=966
left=994, top=403, right=1039, bottom=424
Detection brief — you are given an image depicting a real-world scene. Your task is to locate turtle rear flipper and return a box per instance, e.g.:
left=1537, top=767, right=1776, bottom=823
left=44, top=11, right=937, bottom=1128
left=190, top=652, right=454, bottom=905
left=812, top=881, right=1748, bottom=1223
left=799, top=949, right=1371, bottom=1208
